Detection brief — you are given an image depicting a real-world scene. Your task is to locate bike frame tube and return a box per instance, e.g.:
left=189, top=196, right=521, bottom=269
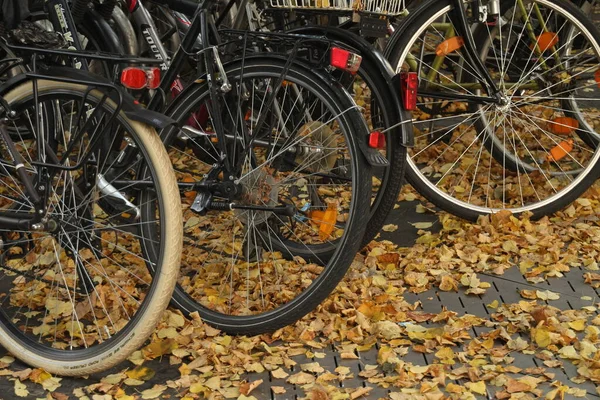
left=44, top=0, right=89, bottom=70
left=131, top=1, right=172, bottom=70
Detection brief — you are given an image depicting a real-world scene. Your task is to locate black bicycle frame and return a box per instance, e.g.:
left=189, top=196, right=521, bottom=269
left=44, top=0, right=89, bottom=70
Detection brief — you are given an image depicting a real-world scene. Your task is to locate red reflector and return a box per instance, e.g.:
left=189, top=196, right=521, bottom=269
left=400, top=72, right=418, bottom=111
left=126, top=0, right=138, bottom=12
left=330, top=47, right=362, bottom=73
left=147, top=68, right=161, bottom=89
left=121, top=67, right=161, bottom=90
left=368, top=131, right=386, bottom=149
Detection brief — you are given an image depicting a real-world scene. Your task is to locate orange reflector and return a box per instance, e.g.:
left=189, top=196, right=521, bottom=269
left=549, top=117, right=579, bottom=134
left=532, top=32, right=558, bottom=52
left=595, top=70, right=600, bottom=88
left=244, top=110, right=252, bottom=121
left=546, top=139, right=574, bottom=162
left=309, top=203, right=338, bottom=240
left=435, top=36, right=464, bottom=57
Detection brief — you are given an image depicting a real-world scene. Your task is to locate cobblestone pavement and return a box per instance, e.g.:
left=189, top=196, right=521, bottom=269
left=0, top=200, right=596, bottom=399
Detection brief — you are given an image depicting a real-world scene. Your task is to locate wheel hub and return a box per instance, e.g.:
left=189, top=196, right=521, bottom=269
left=235, top=168, right=280, bottom=225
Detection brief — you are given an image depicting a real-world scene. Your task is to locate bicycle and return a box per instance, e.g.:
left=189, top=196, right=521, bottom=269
left=28, top=0, right=391, bottom=336
left=0, top=43, right=182, bottom=375
left=132, top=0, right=414, bottom=249
left=384, top=0, right=600, bottom=220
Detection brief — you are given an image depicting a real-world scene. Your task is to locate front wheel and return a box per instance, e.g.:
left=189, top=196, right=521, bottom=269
left=387, top=0, right=600, bottom=220
left=163, top=58, right=372, bottom=335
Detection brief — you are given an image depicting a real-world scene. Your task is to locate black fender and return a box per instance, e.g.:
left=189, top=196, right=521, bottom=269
left=164, top=54, right=389, bottom=167
left=288, top=25, right=413, bottom=147
left=0, top=67, right=174, bottom=129
left=82, top=8, right=124, bottom=56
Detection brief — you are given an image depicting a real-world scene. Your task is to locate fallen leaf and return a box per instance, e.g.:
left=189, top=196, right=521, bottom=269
left=239, top=379, right=262, bottom=396
left=382, top=224, right=398, bottom=232
left=14, top=380, right=28, bottom=398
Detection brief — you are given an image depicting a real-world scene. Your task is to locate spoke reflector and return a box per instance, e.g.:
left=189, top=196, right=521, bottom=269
left=546, top=139, right=574, bottom=162
left=435, top=36, right=464, bottom=56
left=532, top=32, right=558, bottom=52
left=595, top=70, right=600, bottom=88
left=309, top=203, right=338, bottom=240
left=549, top=117, right=579, bottom=134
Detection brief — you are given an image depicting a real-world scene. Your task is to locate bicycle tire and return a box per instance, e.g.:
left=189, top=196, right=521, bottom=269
left=162, top=58, right=371, bottom=335
left=0, top=80, right=182, bottom=376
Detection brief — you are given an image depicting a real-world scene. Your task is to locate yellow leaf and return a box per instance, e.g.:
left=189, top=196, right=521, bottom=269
left=382, top=224, right=398, bottom=232
left=205, top=376, right=221, bottom=390
left=272, top=386, right=286, bottom=394
left=287, top=372, right=316, bottom=385
left=559, top=345, right=579, bottom=359
left=487, top=300, right=499, bottom=309
left=568, top=320, right=586, bottom=331
left=411, top=222, right=433, bottom=229
left=141, top=385, right=166, bottom=399
left=102, top=373, right=126, bottom=385
left=167, top=311, right=186, bottom=327
left=189, top=383, right=208, bottom=395
left=14, top=380, right=28, bottom=398
left=126, top=366, right=155, bottom=381
left=271, top=368, right=289, bottom=379
left=536, top=290, right=560, bottom=300
left=534, top=326, right=552, bottom=348
left=301, top=362, right=324, bottom=374
left=409, top=365, right=429, bottom=374
left=466, top=381, right=486, bottom=395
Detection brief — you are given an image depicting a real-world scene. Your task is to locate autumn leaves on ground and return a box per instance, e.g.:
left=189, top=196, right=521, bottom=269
left=5, top=183, right=600, bottom=399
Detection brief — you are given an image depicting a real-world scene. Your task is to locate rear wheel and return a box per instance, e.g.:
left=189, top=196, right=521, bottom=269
left=163, top=59, right=371, bottom=335
left=0, top=80, right=182, bottom=376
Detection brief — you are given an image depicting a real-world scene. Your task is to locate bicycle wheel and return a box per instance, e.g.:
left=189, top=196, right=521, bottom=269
left=387, top=0, right=600, bottom=220
left=162, top=58, right=371, bottom=335
left=0, top=80, right=182, bottom=376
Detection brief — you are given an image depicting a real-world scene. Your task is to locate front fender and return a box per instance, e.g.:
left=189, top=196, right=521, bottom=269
left=288, top=26, right=413, bottom=147
left=0, top=67, right=174, bottom=129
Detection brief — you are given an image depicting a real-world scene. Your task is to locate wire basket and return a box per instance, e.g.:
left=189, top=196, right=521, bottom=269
left=268, top=0, right=406, bottom=16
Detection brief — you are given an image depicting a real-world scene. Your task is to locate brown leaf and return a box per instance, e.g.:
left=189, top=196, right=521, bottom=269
left=506, top=378, right=532, bottom=393
left=309, top=386, right=330, bottom=400
left=439, top=275, right=458, bottom=291
left=351, top=387, right=372, bottom=399
left=239, top=379, right=263, bottom=396
left=530, top=307, right=550, bottom=324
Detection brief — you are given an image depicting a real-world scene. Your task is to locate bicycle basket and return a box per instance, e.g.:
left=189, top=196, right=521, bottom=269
left=268, top=0, right=406, bottom=16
